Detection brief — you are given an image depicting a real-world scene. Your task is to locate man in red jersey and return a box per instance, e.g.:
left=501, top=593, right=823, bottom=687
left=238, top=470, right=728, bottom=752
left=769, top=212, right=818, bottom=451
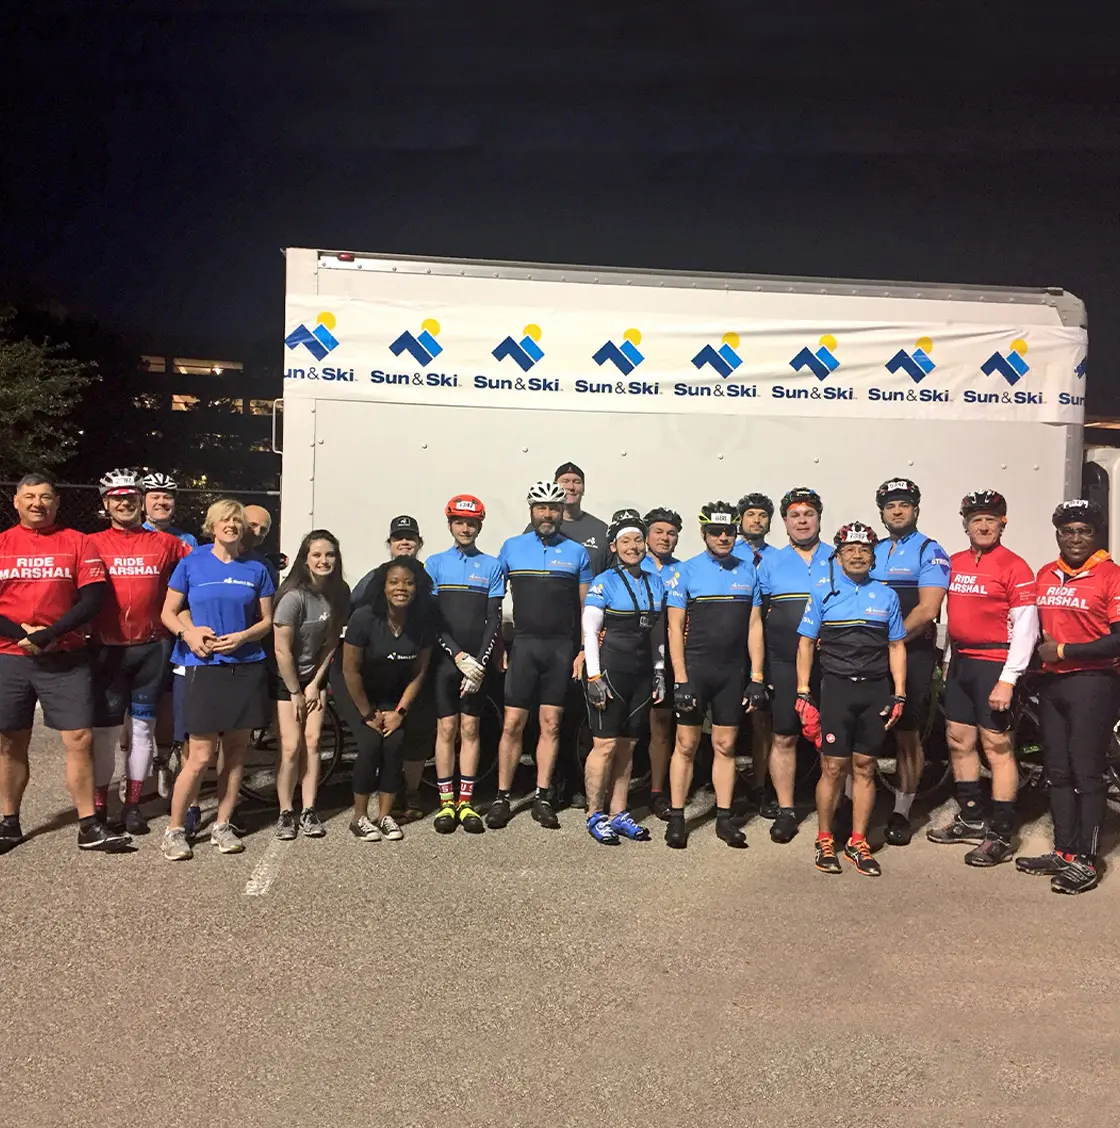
left=1017, top=499, right=1120, bottom=894
left=0, top=474, right=131, bottom=853
left=927, top=490, right=1037, bottom=866
left=89, top=469, right=190, bottom=834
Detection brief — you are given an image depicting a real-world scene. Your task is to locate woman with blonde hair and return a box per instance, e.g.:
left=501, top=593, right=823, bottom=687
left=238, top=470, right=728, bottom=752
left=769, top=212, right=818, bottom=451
left=159, top=499, right=275, bottom=861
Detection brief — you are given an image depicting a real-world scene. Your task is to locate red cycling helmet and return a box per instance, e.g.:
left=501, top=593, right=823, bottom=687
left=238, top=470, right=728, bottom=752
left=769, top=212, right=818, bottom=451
left=445, top=494, right=485, bottom=522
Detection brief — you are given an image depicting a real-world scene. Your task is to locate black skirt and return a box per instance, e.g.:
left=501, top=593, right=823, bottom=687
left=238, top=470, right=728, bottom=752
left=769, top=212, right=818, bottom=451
left=182, top=662, right=270, bottom=734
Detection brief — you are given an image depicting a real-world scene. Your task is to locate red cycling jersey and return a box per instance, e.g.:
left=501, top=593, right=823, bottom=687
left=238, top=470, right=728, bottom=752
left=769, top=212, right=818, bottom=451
left=1036, top=555, right=1120, bottom=674
left=0, top=524, right=106, bottom=655
left=89, top=526, right=191, bottom=646
left=946, top=543, right=1035, bottom=663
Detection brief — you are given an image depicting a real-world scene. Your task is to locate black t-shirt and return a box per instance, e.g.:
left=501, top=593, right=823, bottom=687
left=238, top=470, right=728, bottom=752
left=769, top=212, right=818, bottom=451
left=344, top=605, right=433, bottom=707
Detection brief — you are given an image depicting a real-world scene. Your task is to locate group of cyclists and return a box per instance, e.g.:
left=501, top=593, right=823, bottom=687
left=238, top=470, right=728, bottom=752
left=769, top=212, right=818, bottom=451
left=1, top=459, right=1117, bottom=897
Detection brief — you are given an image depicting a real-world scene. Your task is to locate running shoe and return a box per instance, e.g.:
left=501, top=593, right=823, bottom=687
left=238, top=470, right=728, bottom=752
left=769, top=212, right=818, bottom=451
left=433, top=803, right=457, bottom=835
left=926, top=814, right=987, bottom=846
left=161, top=827, right=193, bottom=861
left=1051, top=856, right=1099, bottom=895
left=884, top=812, right=913, bottom=846
left=756, top=789, right=780, bottom=821
left=843, top=838, right=882, bottom=877
left=299, top=808, right=326, bottom=838
left=964, top=833, right=1013, bottom=867
left=457, top=802, right=485, bottom=834
left=608, top=810, right=651, bottom=841
left=531, top=796, right=560, bottom=829
left=715, top=815, right=747, bottom=849
left=814, top=835, right=842, bottom=874
left=665, top=812, right=688, bottom=849
left=209, top=822, right=245, bottom=854
left=1016, top=851, right=1070, bottom=877
left=0, top=814, right=25, bottom=855
left=587, top=812, right=620, bottom=845
left=649, top=792, right=671, bottom=821
left=77, top=821, right=133, bottom=852
left=122, top=804, right=149, bottom=836
left=770, top=809, right=799, bottom=844
left=275, top=809, right=297, bottom=841
left=349, top=815, right=382, bottom=841
left=399, top=791, right=424, bottom=823
left=485, top=796, right=512, bottom=829
left=379, top=814, right=404, bottom=841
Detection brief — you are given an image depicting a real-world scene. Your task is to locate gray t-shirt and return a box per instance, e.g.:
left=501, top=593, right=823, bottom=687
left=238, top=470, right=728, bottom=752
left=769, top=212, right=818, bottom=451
left=274, top=587, right=338, bottom=681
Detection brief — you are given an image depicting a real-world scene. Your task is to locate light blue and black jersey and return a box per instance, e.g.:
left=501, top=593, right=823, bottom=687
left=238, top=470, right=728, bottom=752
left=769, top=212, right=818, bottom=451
left=498, top=532, right=592, bottom=640
left=758, top=541, right=833, bottom=664
left=586, top=565, right=666, bottom=675
left=665, top=550, right=761, bottom=667
left=425, top=545, right=506, bottom=662
left=871, top=529, right=950, bottom=649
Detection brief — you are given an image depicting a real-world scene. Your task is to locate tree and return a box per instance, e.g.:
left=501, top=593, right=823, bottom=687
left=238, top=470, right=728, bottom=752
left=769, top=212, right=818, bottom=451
left=0, top=308, right=94, bottom=477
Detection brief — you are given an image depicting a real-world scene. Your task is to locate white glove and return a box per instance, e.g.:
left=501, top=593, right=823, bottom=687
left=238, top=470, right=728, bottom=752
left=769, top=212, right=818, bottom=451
left=460, top=674, right=484, bottom=698
left=454, top=652, right=485, bottom=681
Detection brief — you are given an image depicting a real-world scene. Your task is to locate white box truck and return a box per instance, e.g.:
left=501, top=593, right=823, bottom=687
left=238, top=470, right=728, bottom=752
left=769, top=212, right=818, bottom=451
left=279, top=248, right=1096, bottom=579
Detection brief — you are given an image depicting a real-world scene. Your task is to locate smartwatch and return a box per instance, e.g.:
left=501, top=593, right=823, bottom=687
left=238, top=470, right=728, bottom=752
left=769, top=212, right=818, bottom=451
left=396, top=705, right=409, bottom=717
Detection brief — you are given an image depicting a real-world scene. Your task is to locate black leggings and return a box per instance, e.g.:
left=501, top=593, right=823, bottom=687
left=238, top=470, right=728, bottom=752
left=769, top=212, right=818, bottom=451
left=1038, top=670, right=1120, bottom=858
left=329, top=659, right=406, bottom=797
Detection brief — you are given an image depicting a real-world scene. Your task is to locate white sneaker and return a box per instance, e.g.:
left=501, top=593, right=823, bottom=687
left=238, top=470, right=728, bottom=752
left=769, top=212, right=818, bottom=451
left=210, top=822, right=245, bottom=854
left=379, top=814, right=404, bottom=841
left=161, top=827, right=193, bottom=861
left=349, top=815, right=382, bottom=841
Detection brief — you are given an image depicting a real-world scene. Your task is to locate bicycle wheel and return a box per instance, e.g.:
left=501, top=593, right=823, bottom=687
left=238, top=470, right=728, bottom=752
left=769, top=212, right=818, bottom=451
left=874, top=666, right=953, bottom=801
left=238, top=701, right=345, bottom=805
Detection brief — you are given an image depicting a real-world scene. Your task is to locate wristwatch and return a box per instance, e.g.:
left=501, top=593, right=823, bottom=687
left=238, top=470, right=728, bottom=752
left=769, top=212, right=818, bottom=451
left=396, top=705, right=409, bottom=716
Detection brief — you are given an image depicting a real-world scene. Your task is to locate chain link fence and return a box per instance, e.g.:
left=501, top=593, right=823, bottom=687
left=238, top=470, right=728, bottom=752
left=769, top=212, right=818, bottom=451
left=0, top=484, right=282, bottom=550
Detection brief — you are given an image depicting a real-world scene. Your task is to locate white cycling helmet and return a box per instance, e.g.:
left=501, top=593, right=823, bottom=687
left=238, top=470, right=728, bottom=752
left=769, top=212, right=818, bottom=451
left=98, top=468, right=141, bottom=498
left=139, top=471, right=178, bottom=493
left=527, top=480, right=566, bottom=505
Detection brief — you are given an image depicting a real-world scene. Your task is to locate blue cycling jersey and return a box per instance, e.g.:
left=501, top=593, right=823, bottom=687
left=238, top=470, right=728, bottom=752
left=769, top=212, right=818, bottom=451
left=799, top=569, right=905, bottom=679
left=758, top=541, right=834, bottom=663
left=871, top=528, right=950, bottom=624
left=586, top=565, right=666, bottom=674
left=736, top=537, right=778, bottom=568
left=144, top=521, right=198, bottom=550
left=665, top=549, right=761, bottom=666
left=498, top=531, right=592, bottom=639
left=425, top=545, right=505, bottom=656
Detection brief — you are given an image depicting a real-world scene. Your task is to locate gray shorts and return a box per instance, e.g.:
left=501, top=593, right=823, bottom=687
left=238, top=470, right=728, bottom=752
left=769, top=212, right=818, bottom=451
left=0, top=651, right=94, bottom=732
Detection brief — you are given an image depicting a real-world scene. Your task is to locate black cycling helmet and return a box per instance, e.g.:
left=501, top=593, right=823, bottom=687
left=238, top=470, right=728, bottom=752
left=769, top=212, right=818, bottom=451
left=611, top=507, right=643, bottom=524
left=960, top=489, right=1007, bottom=519
left=644, top=507, right=682, bottom=530
left=737, top=492, right=774, bottom=519
left=876, top=477, right=921, bottom=509
left=1052, top=498, right=1105, bottom=531
left=697, top=501, right=739, bottom=530
left=833, top=521, right=879, bottom=548
left=780, top=487, right=823, bottom=517
left=608, top=513, right=647, bottom=543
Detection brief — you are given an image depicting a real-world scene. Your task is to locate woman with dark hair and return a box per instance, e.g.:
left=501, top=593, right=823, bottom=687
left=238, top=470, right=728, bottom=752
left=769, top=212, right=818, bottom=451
left=272, top=529, right=350, bottom=839
left=339, top=556, right=434, bottom=842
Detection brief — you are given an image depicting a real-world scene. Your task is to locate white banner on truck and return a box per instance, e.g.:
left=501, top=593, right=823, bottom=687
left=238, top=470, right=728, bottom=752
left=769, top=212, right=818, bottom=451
left=283, top=285, right=1087, bottom=424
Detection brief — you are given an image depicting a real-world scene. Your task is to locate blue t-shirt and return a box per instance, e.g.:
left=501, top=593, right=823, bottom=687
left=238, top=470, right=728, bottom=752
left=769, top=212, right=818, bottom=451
left=798, top=571, right=905, bottom=679
left=168, top=549, right=276, bottom=665
left=144, top=521, right=198, bottom=550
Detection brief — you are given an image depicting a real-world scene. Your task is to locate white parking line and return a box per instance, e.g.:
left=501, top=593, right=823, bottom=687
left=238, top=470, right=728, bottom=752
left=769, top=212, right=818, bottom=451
left=243, top=837, right=287, bottom=897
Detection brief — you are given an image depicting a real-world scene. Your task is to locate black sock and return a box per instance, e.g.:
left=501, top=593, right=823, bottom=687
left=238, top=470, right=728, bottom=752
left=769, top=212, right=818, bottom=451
left=956, top=780, right=984, bottom=822
left=669, top=806, right=685, bottom=818
left=78, top=814, right=99, bottom=831
left=497, top=789, right=510, bottom=802
left=716, top=806, right=732, bottom=820
left=990, top=800, right=1015, bottom=839
left=536, top=786, right=550, bottom=802
left=779, top=806, right=796, bottom=816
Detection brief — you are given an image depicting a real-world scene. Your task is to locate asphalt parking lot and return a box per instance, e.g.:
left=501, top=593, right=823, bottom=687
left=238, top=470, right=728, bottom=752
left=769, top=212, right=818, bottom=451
left=4, top=728, right=1120, bottom=1128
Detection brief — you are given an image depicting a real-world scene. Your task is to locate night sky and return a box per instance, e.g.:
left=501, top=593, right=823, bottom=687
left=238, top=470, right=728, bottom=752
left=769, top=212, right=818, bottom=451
left=3, top=5, right=1118, bottom=409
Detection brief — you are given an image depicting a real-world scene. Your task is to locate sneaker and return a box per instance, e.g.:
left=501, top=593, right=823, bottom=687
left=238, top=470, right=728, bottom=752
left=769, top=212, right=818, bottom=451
left=843, top=838, right=882, bottom=877
left=531, top=796, right=560, bottom=829
left=1051, top=856, right=1099, bottom=895
left=209, top=822, right=245, bottom=854
left=433, top=804, right=457, bottom=835
left=398, top=791, right=424, bottom=824
left=299, top=808, right=326, bottom=838
left=121, top=804, right=149, bottom=836
left=964, top=833, right=1014, bottom=867
left=715, top=815, right=747, bottom=849
left=275, top=809, right=297, bottom=841
left=457, top=802, right=485, bottom=834
left=884, top=812, right=913, bottom=846
left=1017, top=851, right=1070, bottom=877
left=161, top=827, right=193, bottom=861
left=570, top=790, right=588, bottom=811
left=0, top=814, right=25, bottom=855
left=185, top=805, right=202, bottom=839
left=649, top=792, right=671, bottom=821
left=665, top=812, right=688, bottom=849
left=815, top=835, right=842, bottom=874
left=349, top=815, right=382, bottom=841
left=927, top=813, right=987, bottom=846
left=379, top=814, right=404, bottom=841
left=608, top=810, right=651, bottom=842
left=587, top=812, right=620, bottom=845
left=485, top=796, right=512, bottom=829
left=77, top=820, right=133, bottom=852
left=770, top=809, right=799, bottom=844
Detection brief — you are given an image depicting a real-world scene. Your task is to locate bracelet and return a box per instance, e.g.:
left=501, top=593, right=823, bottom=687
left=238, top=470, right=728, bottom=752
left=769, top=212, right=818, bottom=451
left=1057, top=643, right=1066, bottom=660
left=587, top=673, right=602, bottom=681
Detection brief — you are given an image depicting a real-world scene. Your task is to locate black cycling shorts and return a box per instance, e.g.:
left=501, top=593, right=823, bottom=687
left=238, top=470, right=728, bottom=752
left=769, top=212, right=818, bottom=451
left=767, top=658, right=821, bottom=738
left=820, top=675, right=891, bottom=758
left=504, top=637, right=576, bottom=710
left=585, top=668, right=653, bottom=740
left=91, top=640, right=172, bottom=727
left=432, top=654, right=485, bottom=719
left=675, top=662, right=745, bottom=728
left=0, top=650, right=93, bottom=732
left=896, top=646, right=937, bottom=733
left=943, top=654, right=1011, bottom=734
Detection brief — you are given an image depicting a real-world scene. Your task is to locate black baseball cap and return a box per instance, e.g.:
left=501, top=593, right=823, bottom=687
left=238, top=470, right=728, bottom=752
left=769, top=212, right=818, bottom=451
left=554, top=461, right=585, bottom=481
left=388, top=514, right=421, bottom=538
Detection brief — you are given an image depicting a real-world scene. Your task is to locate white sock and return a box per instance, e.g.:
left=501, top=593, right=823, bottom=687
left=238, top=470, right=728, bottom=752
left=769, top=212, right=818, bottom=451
left=844, top=776, right=854, bottom=800
left=92, top=726, right=123, bottom=788
left=894, top=792, right=915, bottom=818
left=127, top=715, right=156, bottom=782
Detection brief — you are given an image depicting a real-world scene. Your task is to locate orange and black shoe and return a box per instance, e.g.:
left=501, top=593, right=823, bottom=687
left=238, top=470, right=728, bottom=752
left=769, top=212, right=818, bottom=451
left=843, top=836, right=882, bottom=877
left=814, top=834, right=842, bottom=874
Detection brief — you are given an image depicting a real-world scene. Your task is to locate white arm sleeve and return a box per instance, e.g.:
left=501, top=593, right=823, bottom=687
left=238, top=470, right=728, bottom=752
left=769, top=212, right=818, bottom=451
left=582, top=605, right=605, bottom=679
left=999, top=604, right=1039, bottom=685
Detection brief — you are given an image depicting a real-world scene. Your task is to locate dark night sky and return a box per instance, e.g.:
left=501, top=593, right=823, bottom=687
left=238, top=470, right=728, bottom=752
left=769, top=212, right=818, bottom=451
left=3, top=4, right=1118, bottom=408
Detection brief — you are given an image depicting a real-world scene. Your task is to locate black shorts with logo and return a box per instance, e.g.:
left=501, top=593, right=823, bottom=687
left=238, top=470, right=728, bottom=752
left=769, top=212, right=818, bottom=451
left=896, top=645, right=938, bottom=733
left=585, top=668, right=653, bottom=740
left=767, top=658, right=821, bottom=738
left=820, top=675, right=892, bottom=758
left=943, top=654, right=1011, bottom=734
left=91, top=640, right=171, bottom=727
left=0, top=650, right=94, bottom=732
left=675, top=662, right=745, bottom=728
left=432, top=653, right=485, bottom=719
left=504, top=637, right=576, bottom=710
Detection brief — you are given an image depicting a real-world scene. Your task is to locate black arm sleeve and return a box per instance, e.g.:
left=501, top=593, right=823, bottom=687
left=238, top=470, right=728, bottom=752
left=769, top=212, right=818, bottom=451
left=1062, top=622, right=1120, bottom=661
left=437, top=621, right=464, bottom=663
left=477, top=597, right=503, bottom=667
left=28, top=582, right=107, bottom=645
left=0, top=615, right=28, bottom=640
